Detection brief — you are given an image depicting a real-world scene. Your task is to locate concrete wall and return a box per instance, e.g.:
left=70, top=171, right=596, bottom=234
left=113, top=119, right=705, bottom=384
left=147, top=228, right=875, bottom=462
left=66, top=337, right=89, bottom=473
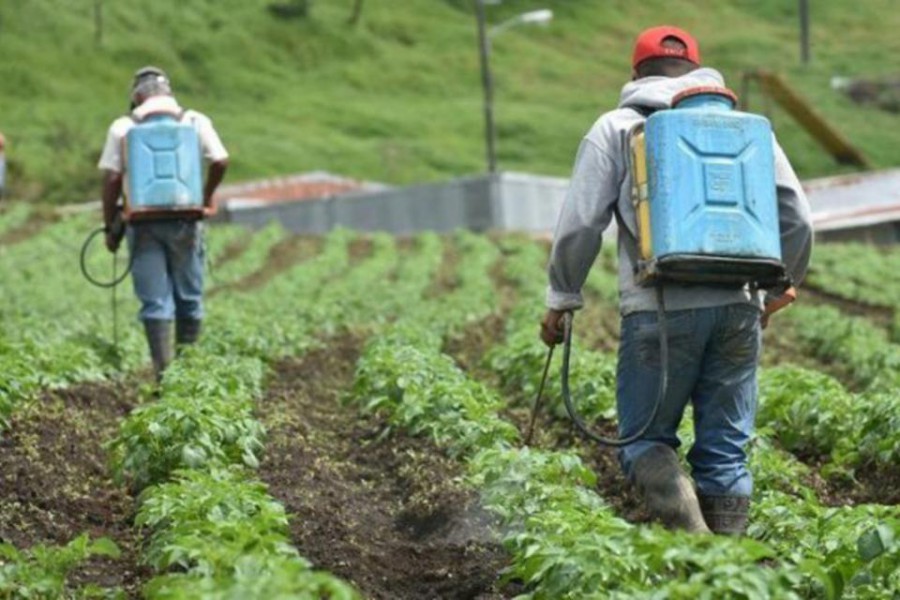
left=492, top=172, right=569, bottom=232
left=220, top=170, right=899, bottom=244
left=817, top=222, right=900, bottom=244
left=221, top=175, right=497, bottom=234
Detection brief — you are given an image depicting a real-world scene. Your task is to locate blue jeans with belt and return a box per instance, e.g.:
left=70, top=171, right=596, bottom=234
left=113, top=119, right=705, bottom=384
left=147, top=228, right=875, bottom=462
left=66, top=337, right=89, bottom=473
left=617, top=303, right=762, bottom=498
left=127, top=220, right=205, bottom=322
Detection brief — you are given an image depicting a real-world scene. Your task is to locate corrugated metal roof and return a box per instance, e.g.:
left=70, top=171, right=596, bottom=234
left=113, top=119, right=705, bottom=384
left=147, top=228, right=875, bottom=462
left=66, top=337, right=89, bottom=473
left=804, top=168, right=900, bottom=231
left=216, top=171, right=387, bottom=209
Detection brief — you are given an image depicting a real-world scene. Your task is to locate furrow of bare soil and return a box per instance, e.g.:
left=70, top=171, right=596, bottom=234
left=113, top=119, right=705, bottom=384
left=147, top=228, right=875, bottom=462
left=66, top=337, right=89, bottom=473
left=0, top=380, right=150, bottom=597
left=0, top=209, right=59, bottom=246
left=759, top=322, right=849, bottom=379
left=349, top=237, right=374, bottom=262
left=257, top=335, right=515, bottom=600
left=424, top=236, right=460, bottom=298
left=802, top=283, right=895, bottom=329
left=209, top=234, right=323, bottom=296
left=210, top=234, right=252, bottom=269
left=781, top=449, right=900, bottom=507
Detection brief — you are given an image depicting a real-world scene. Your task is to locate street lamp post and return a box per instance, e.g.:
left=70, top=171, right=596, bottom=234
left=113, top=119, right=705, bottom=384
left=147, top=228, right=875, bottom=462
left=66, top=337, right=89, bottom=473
left=799, top=0, right=810, bottom=65
left=475, top=0, right=496, bottom=173
left=474, top=1, right=552, bottom=173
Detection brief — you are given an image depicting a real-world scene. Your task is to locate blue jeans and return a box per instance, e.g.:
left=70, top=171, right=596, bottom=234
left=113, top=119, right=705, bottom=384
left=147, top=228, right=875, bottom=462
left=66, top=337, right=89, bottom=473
left=617, top=303, right=762, bottom=497
left=127, top=220, right=205, bottom=322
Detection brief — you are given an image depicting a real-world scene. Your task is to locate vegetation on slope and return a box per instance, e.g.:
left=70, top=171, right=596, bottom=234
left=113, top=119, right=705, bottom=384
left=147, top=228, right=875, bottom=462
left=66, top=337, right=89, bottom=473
left=0, top=0, right=898, bottom=204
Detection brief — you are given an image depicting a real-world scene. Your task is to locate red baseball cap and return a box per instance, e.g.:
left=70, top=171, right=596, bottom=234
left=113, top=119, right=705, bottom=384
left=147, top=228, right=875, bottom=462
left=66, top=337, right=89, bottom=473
left=632, top=26, right=701, bottom=69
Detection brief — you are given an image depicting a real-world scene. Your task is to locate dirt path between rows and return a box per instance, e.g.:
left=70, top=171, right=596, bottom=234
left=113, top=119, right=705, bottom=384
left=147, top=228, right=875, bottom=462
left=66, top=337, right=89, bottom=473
left=209, top=234, right=323, bottom=297
left=803, top=283, right=894, bottom=329
left=0, top=209, right=58, bottom=246
left=0, top=380, right=150, bottom=597
left=257, top=335, right=515, bottom=600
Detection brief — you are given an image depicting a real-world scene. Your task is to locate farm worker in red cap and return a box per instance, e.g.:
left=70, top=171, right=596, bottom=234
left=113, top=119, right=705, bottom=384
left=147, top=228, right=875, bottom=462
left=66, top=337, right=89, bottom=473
left=540, top=26, right=812, bottom=534
left=98, top=66, right=229, bottom=381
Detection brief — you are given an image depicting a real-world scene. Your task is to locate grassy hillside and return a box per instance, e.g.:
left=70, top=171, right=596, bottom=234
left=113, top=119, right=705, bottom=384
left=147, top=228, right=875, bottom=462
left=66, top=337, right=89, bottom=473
left=1, top=0, right=899, bottom=204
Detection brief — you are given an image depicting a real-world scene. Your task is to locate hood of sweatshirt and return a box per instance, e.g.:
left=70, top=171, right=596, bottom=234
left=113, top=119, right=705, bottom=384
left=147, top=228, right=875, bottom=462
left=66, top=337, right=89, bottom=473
left=618, top=67, right=726, bottom=110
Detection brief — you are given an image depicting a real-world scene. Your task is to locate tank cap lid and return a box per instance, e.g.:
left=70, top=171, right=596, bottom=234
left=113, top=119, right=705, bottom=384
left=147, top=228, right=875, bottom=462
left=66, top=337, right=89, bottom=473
left=672, top=86, right=739, bottom=107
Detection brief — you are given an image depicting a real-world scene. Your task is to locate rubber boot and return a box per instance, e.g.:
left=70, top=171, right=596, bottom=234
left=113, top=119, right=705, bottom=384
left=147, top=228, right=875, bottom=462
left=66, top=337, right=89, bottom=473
left=699, top=495, right=750, bottom=535
left=631, top=444, right=711, bottom=533
left=144, top=319, right=174, bottom=383
left=175, top=318, right=202, bottom=355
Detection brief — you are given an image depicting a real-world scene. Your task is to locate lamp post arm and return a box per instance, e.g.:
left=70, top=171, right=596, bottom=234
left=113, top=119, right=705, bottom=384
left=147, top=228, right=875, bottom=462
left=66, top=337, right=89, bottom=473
left=489, top=14, right=523, bottom=37
left=489, top=9, right=553, bottom=37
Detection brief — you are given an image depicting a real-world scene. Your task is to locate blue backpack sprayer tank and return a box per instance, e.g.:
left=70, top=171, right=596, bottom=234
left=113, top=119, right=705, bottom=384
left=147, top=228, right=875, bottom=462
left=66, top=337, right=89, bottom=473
left=529, top=86, right=789, bottom=447
left=80, top=110, right=204, bottom=352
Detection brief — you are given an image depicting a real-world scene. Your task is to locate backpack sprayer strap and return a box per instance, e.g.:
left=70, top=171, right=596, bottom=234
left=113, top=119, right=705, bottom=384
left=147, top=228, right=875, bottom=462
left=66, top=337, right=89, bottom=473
left=129, top=108, right=187, bottom=124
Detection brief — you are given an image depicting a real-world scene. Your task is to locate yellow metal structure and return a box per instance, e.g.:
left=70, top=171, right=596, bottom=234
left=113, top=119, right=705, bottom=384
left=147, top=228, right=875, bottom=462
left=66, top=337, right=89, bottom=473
left=741, top=70, right=870, bottom=169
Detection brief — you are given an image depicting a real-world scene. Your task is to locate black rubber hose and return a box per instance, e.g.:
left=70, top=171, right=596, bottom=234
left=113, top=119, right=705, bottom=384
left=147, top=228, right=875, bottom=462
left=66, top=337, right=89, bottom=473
left=80, top=227, right=133, bottom=288
left=561, top=286, right=668, bottom=447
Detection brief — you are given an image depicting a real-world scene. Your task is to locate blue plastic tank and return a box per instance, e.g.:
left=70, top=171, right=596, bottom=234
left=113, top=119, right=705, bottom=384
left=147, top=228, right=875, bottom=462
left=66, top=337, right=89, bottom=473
left=641, top=87, right=784, bottom=287
left=124, top=114, right=203, bottom=219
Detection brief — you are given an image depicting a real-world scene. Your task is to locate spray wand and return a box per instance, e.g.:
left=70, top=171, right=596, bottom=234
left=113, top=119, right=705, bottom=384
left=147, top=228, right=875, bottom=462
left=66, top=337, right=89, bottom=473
left=526, top=287, right=669, bottom=448
left=80, top=209, right=133, bottom=355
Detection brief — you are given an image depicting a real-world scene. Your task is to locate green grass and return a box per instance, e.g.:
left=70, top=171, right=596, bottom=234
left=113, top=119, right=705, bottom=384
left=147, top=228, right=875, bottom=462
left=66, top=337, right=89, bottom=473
left=1, top=0, right=899, bottom=204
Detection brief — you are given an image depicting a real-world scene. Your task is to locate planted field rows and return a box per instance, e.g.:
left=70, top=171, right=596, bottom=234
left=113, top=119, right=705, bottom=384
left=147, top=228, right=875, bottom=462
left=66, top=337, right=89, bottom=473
left=0, top=211, right=897, bottom=599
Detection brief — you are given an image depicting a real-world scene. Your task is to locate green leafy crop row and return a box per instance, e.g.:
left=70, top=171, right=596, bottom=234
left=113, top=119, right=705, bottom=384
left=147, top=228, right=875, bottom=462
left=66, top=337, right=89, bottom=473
left=0, top=535, right=121, bottom=600
left=785, top=304, right=900, bottom=392
left=758, top=366, right=900, bottom=473
left=807, top=243, right=900, bottom=310
left=487, top=237, right=899, bottom=593
left=107, top=228, right=369, bottom=598
left=118, top=226, right=449, bottom=597
left=0, top=217, right=252, bottom=432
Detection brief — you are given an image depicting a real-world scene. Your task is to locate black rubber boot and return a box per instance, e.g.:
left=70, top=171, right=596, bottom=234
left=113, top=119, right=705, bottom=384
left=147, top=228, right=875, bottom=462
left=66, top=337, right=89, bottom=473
left=175, top=318, right=202, bottom=354
left=631, top=444, right=711, bottom=533
left=699, top=495, right=750, bottom=535
left=144, top=319, right=174, bottom=382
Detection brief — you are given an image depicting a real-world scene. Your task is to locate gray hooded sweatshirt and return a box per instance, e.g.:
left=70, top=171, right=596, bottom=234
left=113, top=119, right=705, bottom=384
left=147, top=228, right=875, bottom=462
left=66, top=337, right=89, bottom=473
left=546, top=68, right=813, bottom=315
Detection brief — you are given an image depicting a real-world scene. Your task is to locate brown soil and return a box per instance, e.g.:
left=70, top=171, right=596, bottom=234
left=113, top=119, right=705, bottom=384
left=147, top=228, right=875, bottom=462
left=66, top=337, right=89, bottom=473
left=349, top=237, right=374, bottom=262
left=209, top=235, right=322, bottom=296
left=0, top=209, right=59, bottom=246
left=257, top=335, right=515, bottom=600
left=788, top=452, right=900, bottom=507
left=396, top=236, right=418, bottom=253
left=802, top=284, right=895, bottom=329
left=211, top=235, right=252, bottom=268
left=829, top=462, right=900, bottom=506
left=0, top=381, right=150, bottom=597
left=759, top=315, right=871, bottom=392
left=425, top=236, right=460, bottom=298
